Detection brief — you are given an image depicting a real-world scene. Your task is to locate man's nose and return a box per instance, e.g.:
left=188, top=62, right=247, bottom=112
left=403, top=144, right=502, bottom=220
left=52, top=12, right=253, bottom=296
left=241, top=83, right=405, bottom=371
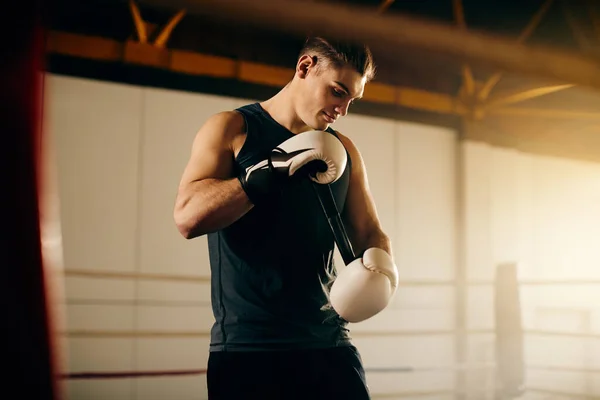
left=334, top=101, right=350, bottom=117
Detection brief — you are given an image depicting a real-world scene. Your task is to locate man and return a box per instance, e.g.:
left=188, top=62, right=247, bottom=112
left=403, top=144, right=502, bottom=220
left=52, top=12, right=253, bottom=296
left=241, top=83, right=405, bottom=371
left=174, top=37, right=397, bottom=399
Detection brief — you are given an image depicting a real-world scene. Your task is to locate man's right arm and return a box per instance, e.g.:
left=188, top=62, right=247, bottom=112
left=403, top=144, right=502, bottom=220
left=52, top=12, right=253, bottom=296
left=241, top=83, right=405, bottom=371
left=174, top=111, right=251, bottom=239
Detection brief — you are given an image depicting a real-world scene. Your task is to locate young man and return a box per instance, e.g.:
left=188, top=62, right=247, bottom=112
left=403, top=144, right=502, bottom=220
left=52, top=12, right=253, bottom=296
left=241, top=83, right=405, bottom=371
left=174, top=37, right=397, bottom=399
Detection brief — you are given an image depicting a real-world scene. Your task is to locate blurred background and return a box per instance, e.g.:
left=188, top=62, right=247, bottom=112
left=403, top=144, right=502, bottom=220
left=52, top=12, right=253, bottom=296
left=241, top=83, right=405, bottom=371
left=12, top=0, right=600, bottom=399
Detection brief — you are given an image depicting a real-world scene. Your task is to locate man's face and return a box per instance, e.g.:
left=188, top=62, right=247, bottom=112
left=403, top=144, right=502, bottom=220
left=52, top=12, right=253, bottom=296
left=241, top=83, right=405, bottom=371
left=296, top=59, right=366, bottom=131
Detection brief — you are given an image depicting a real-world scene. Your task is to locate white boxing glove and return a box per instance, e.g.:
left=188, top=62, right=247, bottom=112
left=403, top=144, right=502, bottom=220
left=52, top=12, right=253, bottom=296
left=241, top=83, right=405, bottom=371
left=329, top=247, right=399, bottom=323
left=239, top=130, right=347, bottom=204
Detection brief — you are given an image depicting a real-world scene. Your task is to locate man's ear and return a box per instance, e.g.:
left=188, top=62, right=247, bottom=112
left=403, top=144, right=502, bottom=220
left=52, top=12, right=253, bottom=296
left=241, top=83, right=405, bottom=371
left=296, top=55, right=317, bottom=79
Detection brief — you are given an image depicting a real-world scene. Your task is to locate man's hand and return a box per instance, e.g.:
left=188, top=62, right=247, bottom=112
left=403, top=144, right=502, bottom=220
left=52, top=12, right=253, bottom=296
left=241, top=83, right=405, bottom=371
left=238, top=130, right=348, bottom=205
left=329, top=247, right=398, bottom=323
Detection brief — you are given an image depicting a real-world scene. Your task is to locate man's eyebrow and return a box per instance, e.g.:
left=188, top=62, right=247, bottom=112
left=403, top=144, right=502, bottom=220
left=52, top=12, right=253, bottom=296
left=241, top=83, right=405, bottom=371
left=335, top=81, right=362, bottom=99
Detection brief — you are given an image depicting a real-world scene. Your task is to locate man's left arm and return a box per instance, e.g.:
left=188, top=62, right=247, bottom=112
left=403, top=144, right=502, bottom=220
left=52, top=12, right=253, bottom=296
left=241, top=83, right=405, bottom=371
left=336, top=132, right=392, bottom=258
left=326, top=131, right=398, bottom=323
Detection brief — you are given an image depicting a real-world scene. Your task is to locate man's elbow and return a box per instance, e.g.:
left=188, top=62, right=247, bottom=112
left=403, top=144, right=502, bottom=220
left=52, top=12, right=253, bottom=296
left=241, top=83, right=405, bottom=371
left=176, top=224, right=194, bottom=240
left=173, top=206, right=204, bottom=240
left=174, top=213, right=192, bottom=239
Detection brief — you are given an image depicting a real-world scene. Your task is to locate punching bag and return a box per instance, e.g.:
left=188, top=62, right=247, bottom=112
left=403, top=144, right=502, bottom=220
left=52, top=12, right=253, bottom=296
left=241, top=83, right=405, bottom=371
left=1, top=1, right=61, bottom=399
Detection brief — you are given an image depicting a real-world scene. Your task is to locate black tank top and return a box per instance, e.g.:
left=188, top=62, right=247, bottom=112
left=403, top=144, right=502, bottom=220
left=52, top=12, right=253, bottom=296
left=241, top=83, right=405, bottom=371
left=207, top=103, right=353, bottom=351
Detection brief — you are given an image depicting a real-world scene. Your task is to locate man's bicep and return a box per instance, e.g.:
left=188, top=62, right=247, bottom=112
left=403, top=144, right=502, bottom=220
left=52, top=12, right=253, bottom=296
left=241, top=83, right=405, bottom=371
left=179, top=112, right=243, bottom=186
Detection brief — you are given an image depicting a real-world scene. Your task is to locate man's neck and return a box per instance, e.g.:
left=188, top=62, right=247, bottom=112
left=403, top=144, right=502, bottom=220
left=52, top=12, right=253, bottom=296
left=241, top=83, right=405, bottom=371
left=260, top=84, right=309, bottom=134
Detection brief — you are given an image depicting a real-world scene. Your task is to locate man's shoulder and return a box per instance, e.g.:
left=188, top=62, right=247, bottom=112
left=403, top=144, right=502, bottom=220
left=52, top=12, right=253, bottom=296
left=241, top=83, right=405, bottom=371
left=190, top=111, right=247, bottom=153
left=204, top=110, right=246, bottom=134
left=234, top=102, right=259, bottom=112
left=331, top=130, right=359, bottom=157
left=210, top=109, right=244, bottom=123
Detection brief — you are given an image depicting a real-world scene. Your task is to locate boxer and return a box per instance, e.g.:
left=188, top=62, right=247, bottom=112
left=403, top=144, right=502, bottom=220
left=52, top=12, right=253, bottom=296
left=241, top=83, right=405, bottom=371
left=174, top=36, right=397, bottom=400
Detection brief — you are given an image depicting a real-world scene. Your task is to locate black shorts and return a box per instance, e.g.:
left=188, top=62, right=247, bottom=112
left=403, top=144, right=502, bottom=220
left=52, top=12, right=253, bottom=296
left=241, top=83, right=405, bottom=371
left=207, top=346, right=370, bottom=400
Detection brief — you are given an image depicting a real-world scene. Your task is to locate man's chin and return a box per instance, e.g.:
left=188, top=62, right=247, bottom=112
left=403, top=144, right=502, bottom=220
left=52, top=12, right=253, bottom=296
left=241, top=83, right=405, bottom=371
left=303, top=116, right=329, bottom=131
left=313, top=121, right=330, bottom=131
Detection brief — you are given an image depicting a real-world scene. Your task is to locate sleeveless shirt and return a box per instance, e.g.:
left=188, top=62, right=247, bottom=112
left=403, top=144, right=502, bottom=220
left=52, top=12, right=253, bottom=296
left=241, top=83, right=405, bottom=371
left=207, top=103, right=353, bottom=352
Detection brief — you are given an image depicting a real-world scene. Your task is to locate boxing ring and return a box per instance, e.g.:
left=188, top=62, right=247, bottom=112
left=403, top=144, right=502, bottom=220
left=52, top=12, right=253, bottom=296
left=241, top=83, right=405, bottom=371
left=7, top=0, right=600, bottom=399
left=54, top=261, right=594, bottom=399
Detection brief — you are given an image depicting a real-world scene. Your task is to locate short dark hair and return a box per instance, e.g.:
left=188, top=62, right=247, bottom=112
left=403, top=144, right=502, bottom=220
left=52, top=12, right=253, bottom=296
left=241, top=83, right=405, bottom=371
left=299, top=37, right=376, bottom=82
